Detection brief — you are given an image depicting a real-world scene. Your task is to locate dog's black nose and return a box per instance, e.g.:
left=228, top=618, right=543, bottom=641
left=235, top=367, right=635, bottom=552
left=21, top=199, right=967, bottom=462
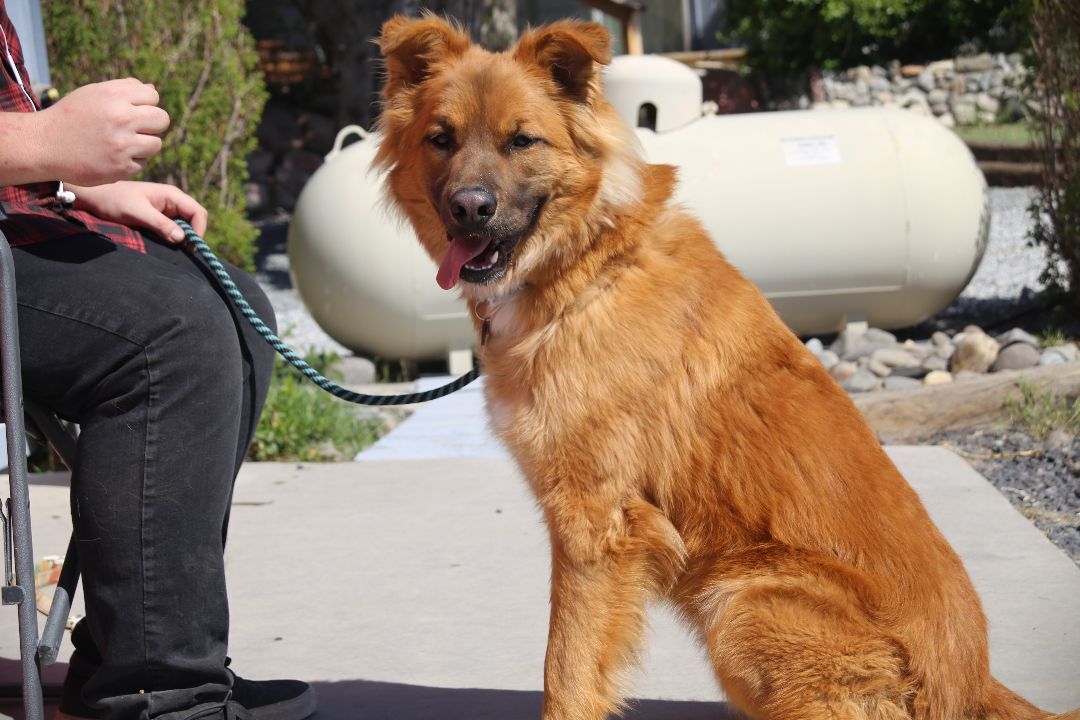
left=450, top=187, right=497, bottom=231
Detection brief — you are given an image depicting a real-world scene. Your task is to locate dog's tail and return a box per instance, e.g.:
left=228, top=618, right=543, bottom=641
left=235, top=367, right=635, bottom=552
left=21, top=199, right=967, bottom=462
left=984, top=680, right=1078, bottom=720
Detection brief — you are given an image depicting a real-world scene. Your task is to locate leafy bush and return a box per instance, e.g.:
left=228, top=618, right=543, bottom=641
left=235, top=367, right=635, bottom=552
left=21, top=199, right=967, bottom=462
left=1027, top=0, right=1080, bottom=305
left=43, top=0, right=266, bottom=268
left=723, top=0, right=1031, bottom=76
left=249, top=352, right=384, bottom=461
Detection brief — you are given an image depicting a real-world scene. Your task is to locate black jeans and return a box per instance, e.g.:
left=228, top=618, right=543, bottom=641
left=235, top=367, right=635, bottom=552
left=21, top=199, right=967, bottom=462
left=12, top=232, right=276, bottom=719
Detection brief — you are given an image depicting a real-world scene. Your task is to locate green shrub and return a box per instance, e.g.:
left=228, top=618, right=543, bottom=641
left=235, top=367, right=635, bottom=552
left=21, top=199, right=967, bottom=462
left=42, top=0, right=266, bottom=268
left=1027, top=0, right=1080, bottom=305
left=723, top=0, right=1031, bottom=77
left=1004, top=381, right=1079, bottom=440
left=250, top=352, right=384, bottom=462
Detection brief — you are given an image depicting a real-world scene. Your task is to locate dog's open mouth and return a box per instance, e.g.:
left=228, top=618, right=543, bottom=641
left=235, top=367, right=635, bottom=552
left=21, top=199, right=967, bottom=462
left=436, top=199, right=545, bottom=290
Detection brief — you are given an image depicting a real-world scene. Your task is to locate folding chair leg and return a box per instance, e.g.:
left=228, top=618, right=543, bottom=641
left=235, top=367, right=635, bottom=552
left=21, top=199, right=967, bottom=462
left=0, top=236, right=45, bottom=720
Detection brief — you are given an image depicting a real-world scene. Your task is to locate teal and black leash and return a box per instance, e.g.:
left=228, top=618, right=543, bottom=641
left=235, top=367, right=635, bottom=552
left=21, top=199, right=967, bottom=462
left=177, top=219, right=481, bottom=406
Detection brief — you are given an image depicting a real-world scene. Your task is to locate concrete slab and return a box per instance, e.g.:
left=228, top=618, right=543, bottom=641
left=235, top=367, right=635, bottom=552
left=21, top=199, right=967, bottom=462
left=356, top=377, right=508, bottom=461
left=2, top=449, right=1079, bottom=720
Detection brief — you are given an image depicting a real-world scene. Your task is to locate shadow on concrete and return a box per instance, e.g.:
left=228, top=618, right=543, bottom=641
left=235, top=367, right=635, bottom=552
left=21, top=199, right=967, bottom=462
left=1, top=672, right=738, bottom=720
left=0, top=656, right=67, bottom=720
left=309, top=679, right=739, bottom=720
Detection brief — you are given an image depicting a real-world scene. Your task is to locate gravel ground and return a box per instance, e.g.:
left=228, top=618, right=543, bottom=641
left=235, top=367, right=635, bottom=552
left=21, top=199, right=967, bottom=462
left=253, top=187, right=1079, bottom=564
left=932, top=428, right=1080, bottom=565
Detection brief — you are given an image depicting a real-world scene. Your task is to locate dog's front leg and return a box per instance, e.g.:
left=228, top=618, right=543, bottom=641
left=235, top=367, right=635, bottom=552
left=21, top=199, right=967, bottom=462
left=540, top=496, right=686, bottom=720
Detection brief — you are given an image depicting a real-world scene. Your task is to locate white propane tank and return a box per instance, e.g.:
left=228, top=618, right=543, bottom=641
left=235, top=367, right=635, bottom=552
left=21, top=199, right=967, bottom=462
left=287, top=126, right=473, bottom=359
left=288, top=67, right=988, bottom=360
left=604, top=54, right=703, bottom=131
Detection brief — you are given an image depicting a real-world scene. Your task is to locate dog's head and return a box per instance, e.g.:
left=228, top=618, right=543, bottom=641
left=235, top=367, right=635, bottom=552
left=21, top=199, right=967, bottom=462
left=375, top=14, right=643, bottom=301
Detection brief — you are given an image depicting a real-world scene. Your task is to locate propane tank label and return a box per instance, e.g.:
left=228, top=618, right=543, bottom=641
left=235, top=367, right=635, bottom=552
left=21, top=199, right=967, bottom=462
left=781, top=136, right=842, bottom=166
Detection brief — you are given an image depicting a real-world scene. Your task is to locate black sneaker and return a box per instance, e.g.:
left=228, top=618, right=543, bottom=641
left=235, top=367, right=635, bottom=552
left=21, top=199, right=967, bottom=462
left=56, top=665, right=316, bottom=720
left=226, top=670, right=317, bottom=720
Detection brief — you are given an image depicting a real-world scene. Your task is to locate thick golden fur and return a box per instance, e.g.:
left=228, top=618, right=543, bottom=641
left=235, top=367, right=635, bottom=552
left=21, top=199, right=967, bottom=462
left=375, top=16, right=1077, bottom=720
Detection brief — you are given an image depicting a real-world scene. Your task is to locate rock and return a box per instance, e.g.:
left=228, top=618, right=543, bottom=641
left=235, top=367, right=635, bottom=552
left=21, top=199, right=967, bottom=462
left=1038, top=350, right=1068, bottom=366
left=922, top=355, right=949, bottom=372
left=928, top=88, right=949, bottom=106
left=901, top=339, right=931, bottom=360
left=805, top=337, right=824, bottom=355
left=870, top=76, right=891, bottom=93
left=950, top=96, right=977, bottom=125
left=869, top=358, right=892, bottom=378
left=817, top=350, right=840, bottom=369
left=884, top=376, right=922, bottom=391
left=890, top=365, right=931, bottom=379
left=991, top=342, right=1041, bottom=372
left=917, top=70, right=935, bottom=93
left=926, top=59, right=955, bottom=75
left=1038, top=344, right=1079, bottom=366
left=835, top=327, right=899, bottom=362
left=951, top=331, right=1000, bottom=373
left=938, top=112, right=957, bottom=128
left=842, top=368, right=881, bottom=393
left=954, top=370, right=982, bottom=382
left=995, top=328, right=1040, bottom=347
left=923, top=370, right=953, bottom=386
left=830, top=361, right=858, bottom=383
left=956, top=53, right=994, bottom=72
left=900, top=64, right=925, bottom=78
left=976, top=93, right=1000, bottom=114
left=932, top=331, right=952, bottom=348
left=950, top=76, right=968, bottom=96
left=830, top=325, right=865, bottom=357
left=865, top=328, right=898, bottom=345
left=871, top=347, right=921, bottom=369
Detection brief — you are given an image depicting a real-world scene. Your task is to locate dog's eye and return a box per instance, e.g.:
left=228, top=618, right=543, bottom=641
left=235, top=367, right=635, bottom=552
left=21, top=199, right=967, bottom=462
left=511, top=134, right=536, bottom=149
left=428, top=132, right=452, bottom=150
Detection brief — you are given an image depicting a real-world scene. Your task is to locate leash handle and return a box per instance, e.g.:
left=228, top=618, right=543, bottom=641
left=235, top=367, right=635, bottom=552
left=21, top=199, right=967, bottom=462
left=177, top=219, right=481, bottom=406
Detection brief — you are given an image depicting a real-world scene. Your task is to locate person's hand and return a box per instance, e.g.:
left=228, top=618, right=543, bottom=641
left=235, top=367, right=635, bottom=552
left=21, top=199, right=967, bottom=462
left=36, top=79, right=170, bottom=186
left=69, top=181, right=208, bottom=243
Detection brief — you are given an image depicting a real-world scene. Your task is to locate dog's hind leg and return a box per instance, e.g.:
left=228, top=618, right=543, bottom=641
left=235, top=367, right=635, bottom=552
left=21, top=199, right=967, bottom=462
left=701, top=579, right=915, bottom=720
left=540, top=496, right=686, bottom=720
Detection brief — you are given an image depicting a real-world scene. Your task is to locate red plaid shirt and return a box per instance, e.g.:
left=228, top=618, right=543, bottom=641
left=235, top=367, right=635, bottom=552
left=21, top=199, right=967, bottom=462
left=0, top=1, right=145, bottom=253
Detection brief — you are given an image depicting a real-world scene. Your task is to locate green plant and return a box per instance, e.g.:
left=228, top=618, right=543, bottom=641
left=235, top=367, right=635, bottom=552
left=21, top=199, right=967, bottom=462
left=1027, top=0, right=1080, bottom=306
left=249, top=352, right=384, bottom=461
left=43, top=0, right=267, bottom=268
left=722, top=0, right=1031, bottom=77
left=1004, top=381, right=1080, bottom=440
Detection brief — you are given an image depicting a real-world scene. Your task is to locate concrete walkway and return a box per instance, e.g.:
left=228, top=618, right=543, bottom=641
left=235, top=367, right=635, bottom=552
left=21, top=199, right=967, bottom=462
left=2, top=382, right=1079, bottom=719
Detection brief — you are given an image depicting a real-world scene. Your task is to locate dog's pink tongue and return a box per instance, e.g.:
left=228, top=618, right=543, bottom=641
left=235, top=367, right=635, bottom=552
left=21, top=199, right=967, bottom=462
left=437, top=235, right=491, bottom=290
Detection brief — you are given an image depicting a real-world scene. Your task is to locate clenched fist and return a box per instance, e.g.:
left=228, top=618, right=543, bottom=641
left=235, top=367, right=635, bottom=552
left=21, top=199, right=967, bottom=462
left=37, top=78, right=170, bottom=185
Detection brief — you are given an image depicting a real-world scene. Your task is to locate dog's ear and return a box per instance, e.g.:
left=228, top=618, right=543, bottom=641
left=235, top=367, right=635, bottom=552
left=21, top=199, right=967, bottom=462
left=377, top=14, right=471, bottom=99
left=513, top=21, right=612, bottom=103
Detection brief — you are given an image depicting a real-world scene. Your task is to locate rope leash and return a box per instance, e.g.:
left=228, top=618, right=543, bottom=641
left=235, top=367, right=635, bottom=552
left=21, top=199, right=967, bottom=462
left=177, top=219, right=481, bottom=406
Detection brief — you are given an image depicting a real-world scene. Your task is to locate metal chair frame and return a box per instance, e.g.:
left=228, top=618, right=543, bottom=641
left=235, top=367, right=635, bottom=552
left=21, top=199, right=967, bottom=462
left=1, top=212, right=81, bottom=720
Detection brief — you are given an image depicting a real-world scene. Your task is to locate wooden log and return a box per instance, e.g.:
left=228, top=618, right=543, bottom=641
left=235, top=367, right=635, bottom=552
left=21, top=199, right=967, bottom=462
left=852, top=363, right=1080, bottom=443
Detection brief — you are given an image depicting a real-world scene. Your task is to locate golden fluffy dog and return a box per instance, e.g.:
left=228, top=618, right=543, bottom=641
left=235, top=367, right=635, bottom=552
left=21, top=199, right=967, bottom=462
left=375, top=15, right=1076, bottom=720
